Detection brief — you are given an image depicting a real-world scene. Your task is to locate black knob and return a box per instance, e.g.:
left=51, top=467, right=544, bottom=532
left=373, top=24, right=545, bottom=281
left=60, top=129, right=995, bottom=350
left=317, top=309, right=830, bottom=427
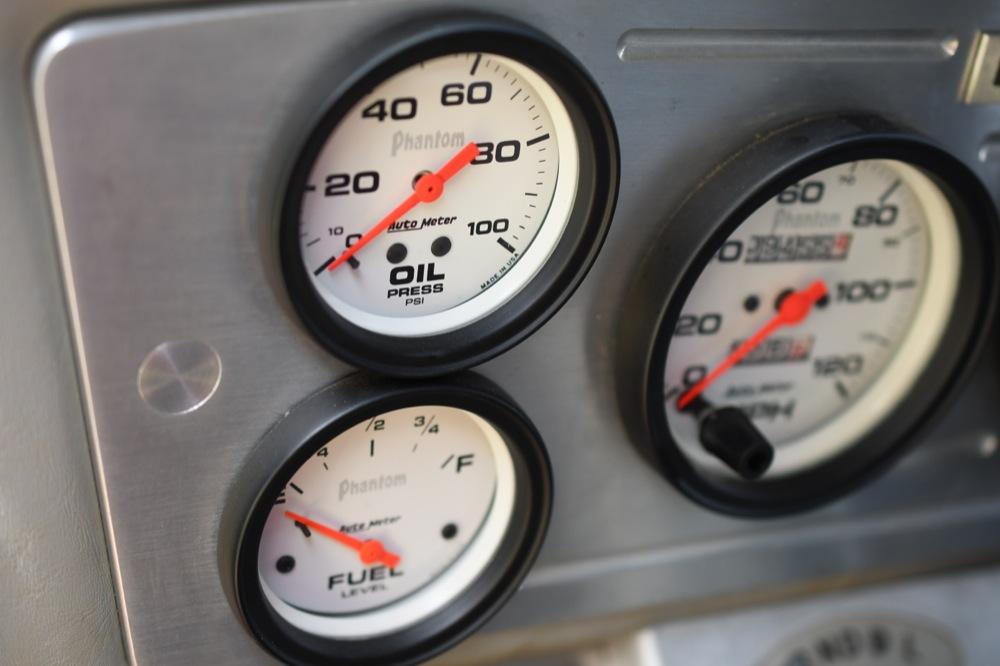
left=686, top=396, right=774, bottom=480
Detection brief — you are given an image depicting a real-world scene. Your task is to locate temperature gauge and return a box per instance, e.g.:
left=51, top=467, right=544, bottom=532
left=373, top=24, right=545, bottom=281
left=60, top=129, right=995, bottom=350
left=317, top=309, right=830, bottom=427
left=235, top=374, right=551, bottom=665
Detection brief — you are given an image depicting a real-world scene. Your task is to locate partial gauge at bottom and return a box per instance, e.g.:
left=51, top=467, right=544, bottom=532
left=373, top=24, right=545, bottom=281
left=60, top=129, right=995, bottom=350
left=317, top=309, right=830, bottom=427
left=234, top=374, right=551, bottom=665
left=620, top=115, right=997, bottom=516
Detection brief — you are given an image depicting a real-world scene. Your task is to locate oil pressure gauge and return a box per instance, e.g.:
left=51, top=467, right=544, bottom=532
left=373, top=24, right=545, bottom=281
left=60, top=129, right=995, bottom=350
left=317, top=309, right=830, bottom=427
left=280, top=19, right=618, bottom=376
left=620, top=115, right=997, bottom=516
left=234, top=374, right=551, bottom=665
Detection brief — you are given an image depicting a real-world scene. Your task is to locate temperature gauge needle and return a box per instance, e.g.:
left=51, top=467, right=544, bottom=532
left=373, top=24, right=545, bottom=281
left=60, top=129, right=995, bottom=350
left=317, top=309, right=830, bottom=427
left=283, top=510, right=401, bottom=569
left=677, top=280, right=828, bottom=410
left=325, top=141, right=480, bottom=272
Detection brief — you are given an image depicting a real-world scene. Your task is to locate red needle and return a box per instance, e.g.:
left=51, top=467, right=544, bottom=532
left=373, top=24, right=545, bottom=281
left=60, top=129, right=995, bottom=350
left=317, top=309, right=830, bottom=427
left=677, top=280, right=828, bottom=410
left=325, top=141, right=480, bottom=272
left=284, top=510, right=401, bottom=569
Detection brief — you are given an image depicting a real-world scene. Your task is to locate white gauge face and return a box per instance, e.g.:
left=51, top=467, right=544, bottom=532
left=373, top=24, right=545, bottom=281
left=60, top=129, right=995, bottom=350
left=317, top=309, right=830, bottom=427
left=257, top=406, right=516, bottom=639
left=299, top=52, right=579, bottom=337
left=664, top=159, right=961, bottom=478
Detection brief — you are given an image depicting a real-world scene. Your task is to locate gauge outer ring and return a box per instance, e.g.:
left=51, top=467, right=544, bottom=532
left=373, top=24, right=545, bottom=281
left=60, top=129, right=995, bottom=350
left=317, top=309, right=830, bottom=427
left=278, top=16, right=619, bottom=377
left=618, top=114, right=998, bottom=517
left=232, top=372, right=552, bottom=666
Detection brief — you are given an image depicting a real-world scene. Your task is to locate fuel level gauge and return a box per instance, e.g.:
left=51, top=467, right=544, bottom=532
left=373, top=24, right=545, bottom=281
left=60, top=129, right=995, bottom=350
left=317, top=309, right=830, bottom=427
left=235, top=374, right=551, bottom=665
left=258, top=405, right=512, bottom=626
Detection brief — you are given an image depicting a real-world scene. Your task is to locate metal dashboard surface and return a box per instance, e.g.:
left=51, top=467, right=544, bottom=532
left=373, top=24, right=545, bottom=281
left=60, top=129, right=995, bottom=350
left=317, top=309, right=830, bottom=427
left=32, top=1, right=1000, bottom=663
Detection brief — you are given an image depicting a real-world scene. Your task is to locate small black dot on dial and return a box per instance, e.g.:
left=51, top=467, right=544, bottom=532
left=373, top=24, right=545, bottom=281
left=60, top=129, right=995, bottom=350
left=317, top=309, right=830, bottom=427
left=441, top=523, right=458, bottom=540
left=743, top=295, right=760, bottom=313
left=276, top=555, right=295, bottom=574
left=431, top=236, right=452, bottom=257
left=386, top=243, right=407, bottom=264
left=817, top=294, right=830, bottom=308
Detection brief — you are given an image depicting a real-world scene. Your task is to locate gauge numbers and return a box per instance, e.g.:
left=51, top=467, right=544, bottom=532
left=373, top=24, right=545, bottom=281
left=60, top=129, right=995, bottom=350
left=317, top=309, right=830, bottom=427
left=664, top=159, right=960, bottom=478
left=298, top=52, right=578, bottom=337
left=257, top=405, right=515, bottom=638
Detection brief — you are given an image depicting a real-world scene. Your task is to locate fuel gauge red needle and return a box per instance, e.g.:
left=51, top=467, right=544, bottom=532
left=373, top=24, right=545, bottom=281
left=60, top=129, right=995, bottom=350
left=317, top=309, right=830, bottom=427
left=284, top=510, right=401, bottom=569
left=324, top=141, right=480, bottom=273
left=677, top=280, right=828, bottom=410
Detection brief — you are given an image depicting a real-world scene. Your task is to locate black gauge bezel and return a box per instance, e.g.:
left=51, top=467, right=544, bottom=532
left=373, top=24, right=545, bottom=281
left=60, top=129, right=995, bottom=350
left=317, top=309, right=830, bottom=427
left=279, top=16, right=619, bottom=377
left=233, top=373, right=552, bottom=665
left=621, top=114, right=998, bottom=517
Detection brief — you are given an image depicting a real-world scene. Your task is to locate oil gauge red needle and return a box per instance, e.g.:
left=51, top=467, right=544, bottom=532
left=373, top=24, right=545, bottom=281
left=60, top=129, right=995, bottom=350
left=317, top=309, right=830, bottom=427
left=677, top=280, right=828, bottom=410
left=284, top=510, right=401, bottom=568
left=324, top=141, right=480, bottom=273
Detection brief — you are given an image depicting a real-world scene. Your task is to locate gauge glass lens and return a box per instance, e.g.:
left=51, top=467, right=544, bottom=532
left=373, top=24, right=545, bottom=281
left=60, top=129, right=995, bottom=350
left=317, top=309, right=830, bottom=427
left=664, top=159, right=960, bottom=477
left=257, top=405, right=516, bottom=638
left=299, top=53, right=579, bottom=336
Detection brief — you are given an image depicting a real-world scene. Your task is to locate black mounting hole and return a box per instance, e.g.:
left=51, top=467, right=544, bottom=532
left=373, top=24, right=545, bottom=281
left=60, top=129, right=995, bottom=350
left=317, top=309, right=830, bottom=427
left=774, top=288, right=794, bottom=312
left=386, top=243, right=408, bottom=264
left=441, top=523, right=458, bottom=540
left=743, top=295, right=760, bottom=313
left=412, top=170, right=432, bottom=189
left=817, top=293, right=830, bottom=308
left=276, top=555, right=296, bottom=574
left=431, top=236, right=452, bottom=257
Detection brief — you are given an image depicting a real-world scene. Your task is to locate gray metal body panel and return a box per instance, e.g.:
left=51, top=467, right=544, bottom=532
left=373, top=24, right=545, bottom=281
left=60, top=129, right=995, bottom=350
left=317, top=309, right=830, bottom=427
left=4, top=0, right=1000, bottom=664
